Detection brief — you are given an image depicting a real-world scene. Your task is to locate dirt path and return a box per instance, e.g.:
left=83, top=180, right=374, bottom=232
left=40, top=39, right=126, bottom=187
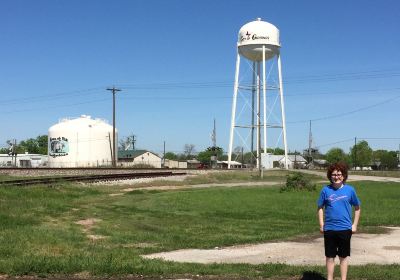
left=107, top=180, right=280, bottom=196
left=143, top=227, right=400, bottom=265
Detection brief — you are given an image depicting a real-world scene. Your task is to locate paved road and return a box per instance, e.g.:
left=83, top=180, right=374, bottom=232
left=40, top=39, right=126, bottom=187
left=296, top=169, right=400, bottom=183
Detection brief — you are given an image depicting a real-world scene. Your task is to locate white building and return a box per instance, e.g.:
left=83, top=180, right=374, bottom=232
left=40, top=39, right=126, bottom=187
left=118, top=150, right=162, bottom=168
left=0, top=153, right=48, bottom=168
left=262, top=153, right=307, bottom=169
left=164, top=159, right=188, bottom=169
left=218, top=160, right=243, bottom=169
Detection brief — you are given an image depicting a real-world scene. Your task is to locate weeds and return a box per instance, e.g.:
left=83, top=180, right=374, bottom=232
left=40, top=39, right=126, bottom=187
left=280, top=172, right=317, bottom=192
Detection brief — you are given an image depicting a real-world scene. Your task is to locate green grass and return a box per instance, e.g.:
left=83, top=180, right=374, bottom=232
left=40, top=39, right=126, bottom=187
left=0, top=174, right=15, bottom=181
left=0, top=173, right=399, bottom=279
left=350, top=170, right=400, bottom=178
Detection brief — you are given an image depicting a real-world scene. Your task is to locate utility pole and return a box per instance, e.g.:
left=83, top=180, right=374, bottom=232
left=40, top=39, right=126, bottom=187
left=241, top=147, right=244, bottom=167
left=308, top=120, right=313, bottom=163
left=9, top=139, right=17, bottom=167
left=108, top=132, right=113, bottom=164
left=163, top=140, right=166, bottom=168
left=131, top=134, right=136, bottom=150
left=212, top=118, right=217, bottom=148
left=211, top=118, right=217, bottom=168
left=354, top=137, right=357, bottom=170
left=397, top=144, right=400, bottom=167
left=107, top=86, right=121, bottom=167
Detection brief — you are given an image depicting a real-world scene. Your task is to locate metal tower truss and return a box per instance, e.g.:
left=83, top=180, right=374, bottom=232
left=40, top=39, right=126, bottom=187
left=228, top=51, right=288, bottom=169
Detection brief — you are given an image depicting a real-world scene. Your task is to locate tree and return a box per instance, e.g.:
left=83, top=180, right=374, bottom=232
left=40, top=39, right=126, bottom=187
left=14, top=135, right=48, bottom=155
left=183, top=144, right=196, bottom=159
left=350, top=140, right=372, bottom=167
left=232, top=146, right=242, bottom=160
left=272, top=147, right=285, bottom=155
left=164, top=152, right=178, bottom=160
left=325, top=147, right=349, bottom=164
left=36, top=135, right=48, bottom=154
left=0, top=140, right=13, bottom=154
left=243, top=151, right=256, bottom=165
left=373, top=150, right=398, bottom=170
left=197, top=147, right=224, bottom=164
left=382, top=151, right=398, bottom=170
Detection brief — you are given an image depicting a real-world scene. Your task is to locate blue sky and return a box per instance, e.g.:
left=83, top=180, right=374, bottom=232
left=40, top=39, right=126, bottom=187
left=1, top=0, right=400, bottom=155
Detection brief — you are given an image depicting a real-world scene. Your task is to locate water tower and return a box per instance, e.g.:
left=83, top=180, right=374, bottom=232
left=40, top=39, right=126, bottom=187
left=228, top=18, right=288, bottom=169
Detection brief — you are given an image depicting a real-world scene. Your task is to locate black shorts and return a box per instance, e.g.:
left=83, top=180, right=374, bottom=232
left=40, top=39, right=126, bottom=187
left=324, top=230, right=352, bottom=258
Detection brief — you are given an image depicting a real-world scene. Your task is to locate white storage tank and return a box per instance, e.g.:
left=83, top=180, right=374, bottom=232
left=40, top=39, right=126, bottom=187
left=48, top=115, right=117, bottom=167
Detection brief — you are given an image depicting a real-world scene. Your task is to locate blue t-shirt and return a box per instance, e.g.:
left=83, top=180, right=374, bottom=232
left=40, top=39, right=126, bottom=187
left=317, top=184, right=361, bottom=231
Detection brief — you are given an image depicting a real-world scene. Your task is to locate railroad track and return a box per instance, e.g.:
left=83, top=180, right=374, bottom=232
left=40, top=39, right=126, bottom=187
left=0, top=171, right=186, bottom=186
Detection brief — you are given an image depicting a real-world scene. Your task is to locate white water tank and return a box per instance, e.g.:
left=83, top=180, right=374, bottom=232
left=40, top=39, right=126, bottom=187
left=48, top=115, right=117, bottom=167
left=238, top=18, right=280, bottom=61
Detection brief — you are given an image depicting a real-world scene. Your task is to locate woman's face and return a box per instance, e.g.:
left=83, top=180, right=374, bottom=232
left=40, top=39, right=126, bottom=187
left=331, top=169, right=344, bottom=185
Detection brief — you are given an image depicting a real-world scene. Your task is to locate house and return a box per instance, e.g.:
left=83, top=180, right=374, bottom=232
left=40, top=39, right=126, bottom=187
left=261, top=154, right=307, bottom=169
left=187, top=159, right=202, bottom=169
left=217, top=160, right=243, bottom=169
left=0, top=153, right=48, bottom=168
left=311, top=159, right=328, bottom=169
left=164, top=159, right=188, bottom=169
left=118, top=150, right=162, bottom=168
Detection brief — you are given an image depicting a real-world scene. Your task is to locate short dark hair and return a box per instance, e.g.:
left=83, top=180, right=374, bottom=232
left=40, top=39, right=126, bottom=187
left=327, top=162, right=348, bottom=183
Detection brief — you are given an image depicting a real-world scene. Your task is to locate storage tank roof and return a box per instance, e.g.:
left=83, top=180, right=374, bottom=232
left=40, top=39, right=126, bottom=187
left=49, top=115, right=113, bottom=132
left=57, top=115, right=109, bottom=125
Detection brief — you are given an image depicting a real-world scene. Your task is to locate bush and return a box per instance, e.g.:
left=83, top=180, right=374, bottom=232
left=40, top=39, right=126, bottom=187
left=281, top=172, right=317, bottom=192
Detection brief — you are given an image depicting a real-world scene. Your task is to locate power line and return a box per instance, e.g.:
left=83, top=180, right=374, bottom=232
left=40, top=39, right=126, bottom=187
left=2, top=68, right=400, bottom=104
left=314, top=138, right=355, bottom=149
left=1, top=87, right=105, bottom=105
left=314, top=137, right=400, bottom=152
left=359, top=137, right=400, bottom=140
left=2, top=86, right=400, bottom=109
left=0, top=98, right=110, bottom=114
left=288, top=93, right=400, bottom=124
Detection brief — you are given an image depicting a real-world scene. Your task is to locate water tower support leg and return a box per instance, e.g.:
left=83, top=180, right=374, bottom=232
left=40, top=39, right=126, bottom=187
left=262, top=45, right=267, bottom=154
left=277, top=54, right=289, bottom=169
left=228, top=53, right=241, bottom=169
left=256, top=62, right=261, bottom=169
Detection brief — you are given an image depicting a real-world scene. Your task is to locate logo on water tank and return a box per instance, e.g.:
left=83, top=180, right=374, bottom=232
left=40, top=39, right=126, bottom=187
left=49, top=137, right=69, bottom=157
left=240, top=31, right=270, bottom=43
